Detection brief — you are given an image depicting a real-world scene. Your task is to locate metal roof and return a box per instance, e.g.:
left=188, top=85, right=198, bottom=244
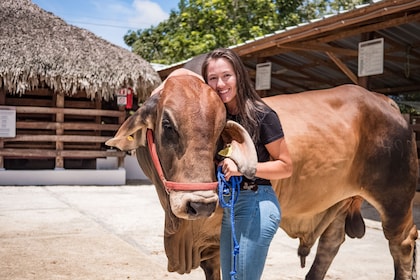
left=158, top=0, right=420, bottom=97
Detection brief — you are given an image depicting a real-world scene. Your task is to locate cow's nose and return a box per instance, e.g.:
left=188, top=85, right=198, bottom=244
left=187, top=201, right=217, bottom=217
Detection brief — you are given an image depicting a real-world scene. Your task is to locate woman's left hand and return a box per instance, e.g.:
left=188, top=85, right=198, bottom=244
left=220, top=158, right=242, bottom=181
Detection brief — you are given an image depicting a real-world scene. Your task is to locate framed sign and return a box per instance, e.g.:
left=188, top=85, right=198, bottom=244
left=358, top=38, right=384, bottom=77
left=256, top=62, right=272, bottom=90
left=0, top=106, right=16, bottom=138
left=117, top=88, right=133, bottom=109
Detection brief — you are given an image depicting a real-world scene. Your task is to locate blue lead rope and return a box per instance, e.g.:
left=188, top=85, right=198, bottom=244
left=217, top=166, right=243, bottom=280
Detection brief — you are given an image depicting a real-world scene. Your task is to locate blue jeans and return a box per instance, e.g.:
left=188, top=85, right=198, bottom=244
left=220, top=185, right=281, bottom=280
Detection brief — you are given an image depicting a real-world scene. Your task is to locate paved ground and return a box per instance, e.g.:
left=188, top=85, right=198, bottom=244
left=0, top=183, right=419, bottom=280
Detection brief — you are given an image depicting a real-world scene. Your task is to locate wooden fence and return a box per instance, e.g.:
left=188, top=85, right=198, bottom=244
left=0, top=88, right=126, bottom=170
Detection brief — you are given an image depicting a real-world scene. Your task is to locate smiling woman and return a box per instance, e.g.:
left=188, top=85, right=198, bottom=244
left=31, top=0, right=178, bottom=49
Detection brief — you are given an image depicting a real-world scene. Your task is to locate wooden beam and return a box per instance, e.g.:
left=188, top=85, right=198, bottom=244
left=0, top=149, right=125, bottom=158
left=374, top=84, right=420, bottom=94
left=3, top=135, right=111, bottom=143
left=15, top=121, right=121, bottom=131
left=311, top=12, right=420, bottom=46
left=277, top=43, right=358, bottom=56
left=326, top=51, right=358, bottom=84
left=14, top=106, right=125, bottom=117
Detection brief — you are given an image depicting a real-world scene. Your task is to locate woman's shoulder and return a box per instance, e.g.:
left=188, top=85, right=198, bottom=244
left=256, top=104, right=279, bottom=121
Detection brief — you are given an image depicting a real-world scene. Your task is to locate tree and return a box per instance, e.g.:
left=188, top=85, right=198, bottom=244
left=125, top=0, right=368, bottom=65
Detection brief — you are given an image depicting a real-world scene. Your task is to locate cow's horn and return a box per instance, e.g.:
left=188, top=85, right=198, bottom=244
left=221, top=120, right=257, bottom=179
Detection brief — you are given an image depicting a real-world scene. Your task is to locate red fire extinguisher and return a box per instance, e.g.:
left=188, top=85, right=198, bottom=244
left=125, top=88, right=133, bottom=109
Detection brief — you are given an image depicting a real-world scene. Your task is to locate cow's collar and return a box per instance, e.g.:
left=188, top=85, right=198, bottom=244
left=146, top=129, right=218, bottom=193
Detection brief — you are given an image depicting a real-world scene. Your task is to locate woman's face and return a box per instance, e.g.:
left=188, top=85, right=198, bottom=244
left=206, top=58, right=238, bottom=112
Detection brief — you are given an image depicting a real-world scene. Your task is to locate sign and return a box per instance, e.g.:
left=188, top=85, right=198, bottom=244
left=117, top=88, right=133, bottom=109
left=0, top=106, right=16, bottom=138
left=255, top=62, right=272, bottom=90
left=358, top=38, right=384, bottom=77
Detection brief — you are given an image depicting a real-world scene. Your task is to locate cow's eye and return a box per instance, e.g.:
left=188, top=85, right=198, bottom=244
left=162, top=119, right=172, bottom=131
left=162, top=118, right=177, bottom=140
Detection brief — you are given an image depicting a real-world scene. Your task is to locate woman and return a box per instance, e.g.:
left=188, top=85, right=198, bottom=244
left=202, top=48, right=293, bottom=280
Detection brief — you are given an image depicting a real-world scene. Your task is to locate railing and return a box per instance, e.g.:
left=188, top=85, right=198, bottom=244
left=0, top=90, right=126, bottom=169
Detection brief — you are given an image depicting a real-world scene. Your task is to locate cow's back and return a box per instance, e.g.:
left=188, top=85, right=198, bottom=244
left=264, top=84, right=415, bottom=217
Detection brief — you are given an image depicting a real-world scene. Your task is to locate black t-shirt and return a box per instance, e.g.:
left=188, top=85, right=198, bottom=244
left=228, top=108, right=284, bottom=185
left=256, top=109, right=284, bottom=163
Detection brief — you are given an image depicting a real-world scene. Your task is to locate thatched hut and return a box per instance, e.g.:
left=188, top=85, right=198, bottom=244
left=0, top=0, right=162, bottom=184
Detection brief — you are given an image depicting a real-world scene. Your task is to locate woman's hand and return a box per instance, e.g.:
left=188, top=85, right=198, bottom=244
left=220, top=158, right=242, bottom=181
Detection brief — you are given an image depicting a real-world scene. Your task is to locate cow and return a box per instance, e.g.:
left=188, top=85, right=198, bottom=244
left=106, top=70, right=418, bottom=279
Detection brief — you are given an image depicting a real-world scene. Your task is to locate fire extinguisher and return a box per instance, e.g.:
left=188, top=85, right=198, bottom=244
left=125, top=88, right=133, bottom=109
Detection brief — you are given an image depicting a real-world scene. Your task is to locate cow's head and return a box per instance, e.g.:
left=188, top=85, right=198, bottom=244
left=106, top=75, right=257, bottom=220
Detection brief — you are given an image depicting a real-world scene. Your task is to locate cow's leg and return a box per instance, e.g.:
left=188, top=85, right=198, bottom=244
left=305, top=211, right=347, bottom=280
left=358, top=119, right=418, bottom=279
left=200, top=252, right=221, bottom=280
left=375, top=197, right=418, bottom=280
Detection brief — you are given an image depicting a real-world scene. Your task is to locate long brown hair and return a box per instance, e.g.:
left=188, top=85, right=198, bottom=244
left=202, top=48, right=269, bottom=142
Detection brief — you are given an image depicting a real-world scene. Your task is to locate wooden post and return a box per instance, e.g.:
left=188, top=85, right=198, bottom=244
left=117, top=105, right=126, bottom=168
left=95, top=94, right=101, bottom=150
left=55, top=92, right=64, bottom=169
left=0, top=89, right=5, bottom=169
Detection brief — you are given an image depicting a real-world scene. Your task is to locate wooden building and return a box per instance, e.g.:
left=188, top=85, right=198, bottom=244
left=0, top=0, right=161, bottom=184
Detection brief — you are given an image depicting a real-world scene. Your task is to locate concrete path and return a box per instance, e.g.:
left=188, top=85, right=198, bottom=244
left=0, top=184, right=418, bottom=279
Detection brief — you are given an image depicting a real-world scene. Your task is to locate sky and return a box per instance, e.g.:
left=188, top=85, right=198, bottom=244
left=32, top=0, right=179, bottom=49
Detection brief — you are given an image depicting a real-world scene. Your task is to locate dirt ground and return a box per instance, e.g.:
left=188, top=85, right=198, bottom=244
left=0, top=184, right=419, bottom=280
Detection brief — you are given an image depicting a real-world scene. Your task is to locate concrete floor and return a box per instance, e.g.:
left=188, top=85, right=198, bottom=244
left=362, top=191, right=420, bottom=227
left=0, top=184, right=419, bottom=280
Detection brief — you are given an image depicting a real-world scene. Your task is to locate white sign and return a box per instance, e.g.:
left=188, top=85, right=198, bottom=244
left=358, top=38, right=384, bottom=77
left=117, top=96, right=127, bottom=106
left=256, top=62, right=272, bottom=90
left=0, top=106, right=16, bottom=138
left=117, top=88, right=128, bottom=106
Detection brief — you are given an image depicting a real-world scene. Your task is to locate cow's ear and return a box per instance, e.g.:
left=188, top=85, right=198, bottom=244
left=220, top=120, right=257, bottom=179
left=105, top=93, right=159, bottom=151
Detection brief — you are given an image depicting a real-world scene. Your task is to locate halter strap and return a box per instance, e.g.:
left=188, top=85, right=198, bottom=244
left=146, top=129, right=218, bottom=193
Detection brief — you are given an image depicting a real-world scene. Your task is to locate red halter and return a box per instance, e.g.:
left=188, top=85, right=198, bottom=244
left=146, top=129, right=218, bottom=193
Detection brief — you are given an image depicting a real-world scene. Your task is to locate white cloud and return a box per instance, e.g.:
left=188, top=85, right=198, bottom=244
left=68, top=0, right=169, bottom=49
left=130, top=0, right=169, bottom=28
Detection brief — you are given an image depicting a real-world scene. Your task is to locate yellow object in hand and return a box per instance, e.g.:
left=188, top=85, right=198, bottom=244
left=218, top=144, right=233, bottom=158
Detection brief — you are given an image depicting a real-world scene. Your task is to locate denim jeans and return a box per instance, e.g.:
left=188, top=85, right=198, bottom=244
left=220, top=185, right=281, bottom=280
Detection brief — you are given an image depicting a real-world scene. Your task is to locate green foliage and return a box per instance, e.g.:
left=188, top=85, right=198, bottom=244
left=390, top=93, right=420, bottom=115
left=124, top=0, right=368, bottom=65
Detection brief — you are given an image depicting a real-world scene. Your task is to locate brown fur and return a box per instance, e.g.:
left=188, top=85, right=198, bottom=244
left=266, top=85, right=418, bottom=279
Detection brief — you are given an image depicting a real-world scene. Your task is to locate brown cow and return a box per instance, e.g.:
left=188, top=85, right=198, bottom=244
left=106, top=74, right=418, bottom=279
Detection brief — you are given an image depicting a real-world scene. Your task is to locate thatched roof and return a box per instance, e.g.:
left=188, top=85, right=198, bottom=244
left=0, top=0, right=162, bottom=101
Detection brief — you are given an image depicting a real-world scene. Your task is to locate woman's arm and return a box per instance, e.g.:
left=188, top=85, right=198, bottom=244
left=255, top=137, right=293, bottom=180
